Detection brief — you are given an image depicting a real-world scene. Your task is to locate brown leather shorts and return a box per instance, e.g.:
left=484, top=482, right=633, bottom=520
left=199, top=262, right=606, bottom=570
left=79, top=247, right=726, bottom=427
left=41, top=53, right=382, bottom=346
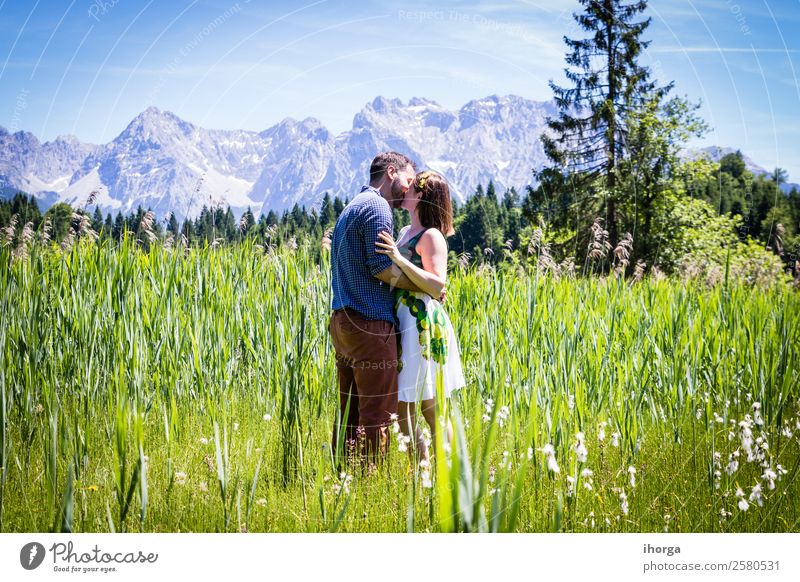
left=328, top=308, right=399, bottom=460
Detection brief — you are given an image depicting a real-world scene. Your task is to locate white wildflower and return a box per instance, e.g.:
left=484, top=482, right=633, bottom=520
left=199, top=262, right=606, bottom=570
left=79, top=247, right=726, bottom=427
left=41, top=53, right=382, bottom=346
left=617, top=489, right=629, bottom=515
left=581, top=468, right=594, bottom=491
left=527, top=447, right=534, bottom=461
left=628, top=466, right=637, bottom=488
left=541, top=443, right=560, bottom=474
left=255, top=498, right=267, bottom=507
left=199, top=437, right=209, bottom=446
left=597, top=421, right=607, bottom=442
left=419, top=460, right=432, bottom=488
left=174, top=471, right=187, bottom=485
left=566, top=475, right=575, bottom=497
left=262, top=413, right=272, bottom=421
left=749, top=483, right=763, bottom=507
left=497, top=406, right=510, bottom=428
left=483, top=398, right=494, bottom=417
left=752, top=402, right=763, bottom=426
left=754, top=437, right=769, bottom=463
left=725, top=450, right=740, bottom=475
left=762, top=468, right=777, bottom=490
left=574, top=432, right=588, bottom=463
left=736, top=487, right=749, bottom=511
left=397, top=434, right=411, bottom=453
left=738, top=419, right=753, bottom=460
left=584, top=511, right=596, bottom=529
left=421, top=472, right=432, bottom=489
left=421, top=427, right=432, bottom=448
left=333, top=472, right=353, bottom=495
left=198, top=481, right=209, bottom=493
left=611, top=432, right=620, bottom=447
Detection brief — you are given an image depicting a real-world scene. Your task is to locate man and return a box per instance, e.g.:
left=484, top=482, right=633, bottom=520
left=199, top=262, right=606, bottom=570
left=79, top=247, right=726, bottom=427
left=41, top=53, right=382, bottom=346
left=329, top=151, right=421, bottom=463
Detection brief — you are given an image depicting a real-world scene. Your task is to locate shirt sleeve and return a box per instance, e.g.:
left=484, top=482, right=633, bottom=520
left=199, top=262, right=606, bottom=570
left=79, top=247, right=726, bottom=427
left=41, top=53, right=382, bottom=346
left=363, top=198, right=394, bottom=276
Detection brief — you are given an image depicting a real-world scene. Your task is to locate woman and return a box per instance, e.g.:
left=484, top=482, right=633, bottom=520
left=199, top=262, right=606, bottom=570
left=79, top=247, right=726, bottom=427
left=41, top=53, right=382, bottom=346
left=375, top=170, right=465, bottom=461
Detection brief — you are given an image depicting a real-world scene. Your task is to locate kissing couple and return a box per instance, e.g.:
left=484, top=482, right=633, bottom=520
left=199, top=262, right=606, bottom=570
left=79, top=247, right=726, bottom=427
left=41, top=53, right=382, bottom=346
left=328, top=151, right=466, bottom=466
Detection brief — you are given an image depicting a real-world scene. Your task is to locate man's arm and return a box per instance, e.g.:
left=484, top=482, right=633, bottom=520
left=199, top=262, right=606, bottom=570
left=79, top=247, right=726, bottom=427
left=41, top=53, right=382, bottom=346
left=375, top=263, right=423, bottom=291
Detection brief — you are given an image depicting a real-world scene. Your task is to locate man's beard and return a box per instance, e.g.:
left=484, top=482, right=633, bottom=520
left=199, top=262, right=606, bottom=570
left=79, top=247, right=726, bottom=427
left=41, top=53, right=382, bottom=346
left=390, top=179, right=406, bottom=209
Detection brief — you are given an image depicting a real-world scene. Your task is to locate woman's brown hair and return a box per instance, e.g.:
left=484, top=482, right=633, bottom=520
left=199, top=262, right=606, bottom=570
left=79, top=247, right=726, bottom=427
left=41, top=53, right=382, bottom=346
left=415, top=171, right=454, bottom=236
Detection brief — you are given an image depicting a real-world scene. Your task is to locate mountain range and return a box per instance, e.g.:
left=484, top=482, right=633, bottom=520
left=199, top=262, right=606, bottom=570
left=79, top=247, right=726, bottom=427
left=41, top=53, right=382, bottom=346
left=0, top=95, right=794, bottom=221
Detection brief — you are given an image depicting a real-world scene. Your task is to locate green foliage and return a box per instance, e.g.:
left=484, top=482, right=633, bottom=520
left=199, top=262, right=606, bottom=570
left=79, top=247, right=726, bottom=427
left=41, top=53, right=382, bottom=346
left=652, top=190, right=741, bottom=272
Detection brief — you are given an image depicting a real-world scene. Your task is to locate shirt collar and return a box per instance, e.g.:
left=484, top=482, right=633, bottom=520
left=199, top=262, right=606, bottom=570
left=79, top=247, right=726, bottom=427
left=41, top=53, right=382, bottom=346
left=360, top=185, right=381, bottom=196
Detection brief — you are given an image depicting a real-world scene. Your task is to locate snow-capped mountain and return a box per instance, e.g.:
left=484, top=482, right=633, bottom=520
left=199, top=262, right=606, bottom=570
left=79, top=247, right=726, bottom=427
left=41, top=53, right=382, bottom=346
left=60, top=106, right=271, bottom=218
left=0, top=128, right=99, bottom=209
left=1, top=96, right=794, bottom=221
left=0, top=96, right=556, bottom=220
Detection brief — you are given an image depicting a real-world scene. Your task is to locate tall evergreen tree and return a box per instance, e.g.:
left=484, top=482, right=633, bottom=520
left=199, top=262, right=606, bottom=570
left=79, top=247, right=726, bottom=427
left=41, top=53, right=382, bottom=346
left=167, top=212, right=180, bottom=237
left=320, top=192, right=336, bottom=227
left=542, top=0, right=670, bottom=246
left=240, top=207, right=256, bottom=237
left=112, top=212, right=125, bottom=241
left=332, top=196, right=345, bottom=218
left=104, top=213, right=113, bottom=239
left=91, top=207, right=104, bottom=234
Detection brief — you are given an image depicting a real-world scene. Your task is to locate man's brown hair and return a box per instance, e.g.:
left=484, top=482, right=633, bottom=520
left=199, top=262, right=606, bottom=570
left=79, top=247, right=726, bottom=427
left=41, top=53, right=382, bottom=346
left=369, top=151, right=416, bottom=184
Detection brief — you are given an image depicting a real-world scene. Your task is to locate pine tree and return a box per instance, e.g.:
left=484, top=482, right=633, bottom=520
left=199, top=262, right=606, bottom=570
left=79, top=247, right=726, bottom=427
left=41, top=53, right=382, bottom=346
left=240, top=207, right=256, bottom=237
left=542, top=0, right=671, bottom=247
left=486, top=181, right=496, bottom=201
left=333, top=196, right=345, bottom=218
left=104, top=213, right=113, bottom=239
left=223, top=206, right=236, bottom=241
left=112, top=212, right=125, bottom=242
left=320, top=192, right=336, bottom=227
left=92, top=207, right=104, bottom=234
left=167, top=213, right=180, bottom=236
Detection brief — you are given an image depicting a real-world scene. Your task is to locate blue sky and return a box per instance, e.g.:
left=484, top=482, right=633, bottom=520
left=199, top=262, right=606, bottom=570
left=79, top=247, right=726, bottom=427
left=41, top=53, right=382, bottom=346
left=1, top=0, right=798, bottom=180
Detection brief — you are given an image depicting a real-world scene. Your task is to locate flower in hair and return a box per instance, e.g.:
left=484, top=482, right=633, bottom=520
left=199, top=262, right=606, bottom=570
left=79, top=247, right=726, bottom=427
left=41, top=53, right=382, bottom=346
left=416, top=171, right=436, bottom=192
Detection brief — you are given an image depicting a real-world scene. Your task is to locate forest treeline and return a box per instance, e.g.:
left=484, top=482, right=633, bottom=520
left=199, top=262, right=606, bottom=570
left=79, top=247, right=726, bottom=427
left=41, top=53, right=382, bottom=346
left=1, top=148, right=798, bottom=286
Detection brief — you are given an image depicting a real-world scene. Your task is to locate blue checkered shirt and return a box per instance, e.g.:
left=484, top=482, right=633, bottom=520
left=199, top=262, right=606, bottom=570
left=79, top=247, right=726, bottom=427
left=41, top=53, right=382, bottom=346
left=330, top=186, right=397, bottom=326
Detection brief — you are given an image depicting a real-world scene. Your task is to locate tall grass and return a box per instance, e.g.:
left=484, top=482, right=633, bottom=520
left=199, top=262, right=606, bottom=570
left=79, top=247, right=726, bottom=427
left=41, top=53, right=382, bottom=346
left=0, top=235, right=798, bottom=532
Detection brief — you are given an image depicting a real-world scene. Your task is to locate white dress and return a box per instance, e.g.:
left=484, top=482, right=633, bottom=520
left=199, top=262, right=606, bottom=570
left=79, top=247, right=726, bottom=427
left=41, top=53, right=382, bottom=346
left=394, top=226, right=466, bottom=403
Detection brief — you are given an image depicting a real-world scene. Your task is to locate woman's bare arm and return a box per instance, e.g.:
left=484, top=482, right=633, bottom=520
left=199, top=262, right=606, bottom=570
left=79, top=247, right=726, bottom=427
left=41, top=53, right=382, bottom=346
left=375, top=230, right=446, bottom=298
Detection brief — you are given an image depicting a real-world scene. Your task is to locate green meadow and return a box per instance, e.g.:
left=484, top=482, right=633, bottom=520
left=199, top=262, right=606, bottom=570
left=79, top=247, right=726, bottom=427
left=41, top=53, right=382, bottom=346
left=1, top=238, right=798, bottom=532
